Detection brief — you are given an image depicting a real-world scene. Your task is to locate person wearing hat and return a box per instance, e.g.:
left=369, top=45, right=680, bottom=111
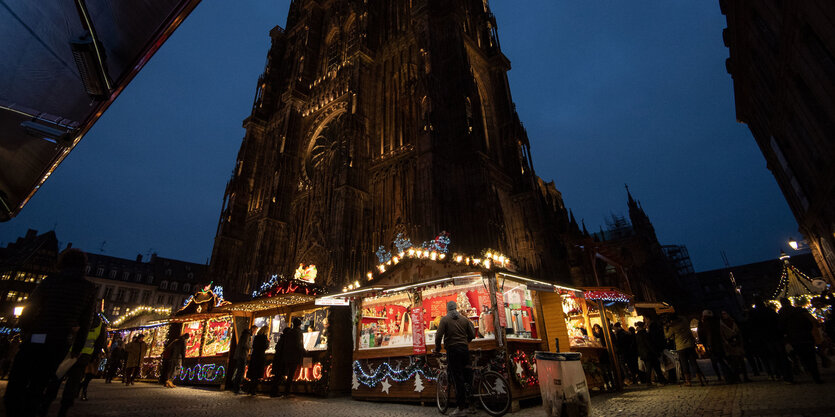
left=123, top=334, right=147, bottom=385
left=435, top=301, right=475, bottom=417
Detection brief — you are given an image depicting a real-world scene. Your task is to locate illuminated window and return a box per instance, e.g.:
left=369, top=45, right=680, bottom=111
left=5, top=291, right=18, bottom=301
left=0, top=273, right=10, bottom=281
left=112, top=306, right=121, bottom=316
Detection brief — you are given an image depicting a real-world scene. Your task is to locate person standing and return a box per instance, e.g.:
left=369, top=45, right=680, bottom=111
left=271, top=317, right=305, bottom=397
left=778, top=298, right=823, bottom=383
left=40, top=312, right=107, bottom=417
left=161, top=333, right=188, bottom=388
left=246, top=327, right=269, bottom=395
left=636, top=322, right=666, bottom=385
left=748, top=298, right=786, bottom=380
left=4, top=249, right=97, bottom=417
left=123, top=334, right=147, bottom=385
left=435, top=301, right=476, bottom=417
left=719, top=311, right=750, bottom=383
left=104, top=333, right=125, bottom=383
left=665, top=315, right=706, bottom=386
left=698, top=310, right=734, bottom=383
left=230, top=325, right=255, bottom=394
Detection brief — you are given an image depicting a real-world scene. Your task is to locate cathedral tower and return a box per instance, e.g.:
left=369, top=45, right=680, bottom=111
left=211, top=0, right=571, bottom=295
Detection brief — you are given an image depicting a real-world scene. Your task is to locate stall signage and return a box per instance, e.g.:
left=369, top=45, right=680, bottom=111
left=315, top=297, right=349, bottom=306
left=498, top=307, right=507, bottom=328
left=411, top=308, right=426, bottom=355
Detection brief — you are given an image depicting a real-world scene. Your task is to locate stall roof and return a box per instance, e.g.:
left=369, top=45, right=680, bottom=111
left=214, top=293, right=317, bottom=313
left=169, top=312, right=227, bottom=323
left=0, top=0, right=201, bottom=221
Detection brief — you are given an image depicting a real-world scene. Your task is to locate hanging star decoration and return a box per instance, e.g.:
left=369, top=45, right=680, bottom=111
left=414, top=373, right=425, bottom=392
left=351, top=372, right=360, bottom=390
left=381, top=378, right=392, bottom=394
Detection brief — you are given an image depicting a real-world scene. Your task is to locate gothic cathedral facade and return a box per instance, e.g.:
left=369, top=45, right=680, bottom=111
left=210, top=0, right=573, bottom=296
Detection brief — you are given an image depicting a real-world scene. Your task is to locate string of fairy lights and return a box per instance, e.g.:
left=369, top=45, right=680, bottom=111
left=352, top=360, right=437, bottom=387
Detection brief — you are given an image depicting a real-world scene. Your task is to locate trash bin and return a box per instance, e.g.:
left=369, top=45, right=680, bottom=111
left=534, top=351, right=591, bottom=417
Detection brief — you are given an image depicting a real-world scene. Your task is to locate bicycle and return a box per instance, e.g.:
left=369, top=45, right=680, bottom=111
left=435, top=349, right=511, bottom=417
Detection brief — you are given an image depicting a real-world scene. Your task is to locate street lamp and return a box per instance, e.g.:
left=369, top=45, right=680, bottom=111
left=13, top=306, right=24, bottom=317
left=788, top=239, right=799, bottom=251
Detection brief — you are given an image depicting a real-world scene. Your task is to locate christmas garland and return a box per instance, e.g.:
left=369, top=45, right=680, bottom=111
left=353, top=359, right=437, bottom=388
left=510, top=350, right=538, bottom=388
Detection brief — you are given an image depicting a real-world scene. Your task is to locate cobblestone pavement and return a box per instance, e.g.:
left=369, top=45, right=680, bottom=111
left=2, top=367, right=833, bottom=417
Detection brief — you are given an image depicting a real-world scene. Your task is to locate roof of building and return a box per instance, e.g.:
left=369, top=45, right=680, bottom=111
left=0, top=0, right=202, bottom=221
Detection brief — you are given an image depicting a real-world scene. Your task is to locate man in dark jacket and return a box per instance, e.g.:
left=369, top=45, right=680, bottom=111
left=39, top=313, right=107, bottom=417
left=162, top=333, right=188, bottom=388
left=230, top=325, right=255, bottom=394
left=435, top=301, right=475, bottom=417
left=779, top=298, right=822, bottom=383
left=271, top=317, right=305, bottom=397
left=697, top=310, right=734, bottom=383
left=635, top=321, right=666, bottom=385
left=4, top=249, right=97, bottom=417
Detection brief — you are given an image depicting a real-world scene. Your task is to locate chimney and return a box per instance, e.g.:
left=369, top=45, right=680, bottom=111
left=136, top=254, right=143, bottom=263
left=65, top=242, right=73, bottom=250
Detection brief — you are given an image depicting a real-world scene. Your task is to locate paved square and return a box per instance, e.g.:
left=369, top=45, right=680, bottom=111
left=3, top=370, right=833, bottom=416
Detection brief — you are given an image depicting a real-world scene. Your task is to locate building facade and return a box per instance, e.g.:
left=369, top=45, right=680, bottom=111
left=0, top=229, right=57, bottom=325
left=721, top=0, right=835, bottom=283
left=0, top=229, right=208, bottom=327
left=210, top=0, right=576, bottom=295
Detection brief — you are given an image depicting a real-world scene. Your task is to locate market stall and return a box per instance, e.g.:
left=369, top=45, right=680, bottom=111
left=551, top=287, right=635, bottom=391
left=212, top=268, right=352, bottom=396
left=769, top=253, right=830, bottom=321
left=109, top=321, right=170, bottom=380
left=167, top=284, right=234, bottom=386
left=320, top=237, right=578, bottom=405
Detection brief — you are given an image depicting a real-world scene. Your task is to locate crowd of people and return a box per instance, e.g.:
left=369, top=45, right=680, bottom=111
left=1, top=248, right=314, bottom=416
left=587, top=296, right=833, bottom=389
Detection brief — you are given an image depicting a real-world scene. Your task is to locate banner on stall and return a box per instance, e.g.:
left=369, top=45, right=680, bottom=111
left=411, top=308, right=426, bottom=354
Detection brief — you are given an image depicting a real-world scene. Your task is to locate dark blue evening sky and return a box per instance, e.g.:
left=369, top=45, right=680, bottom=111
left=0, top=1, right=799, bottom=272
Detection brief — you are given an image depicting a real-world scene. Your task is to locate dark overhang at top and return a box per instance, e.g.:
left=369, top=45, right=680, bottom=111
left=0, top=0, right=202, bottom=221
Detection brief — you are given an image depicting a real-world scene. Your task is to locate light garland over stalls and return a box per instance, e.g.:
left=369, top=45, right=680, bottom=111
left=346, top=232, right=514, bottom=292
left=111, top=306, right=172, bottom=328
left=583, top=290, right=631, bottom=304
left=352, top=359, right=438, bottom=388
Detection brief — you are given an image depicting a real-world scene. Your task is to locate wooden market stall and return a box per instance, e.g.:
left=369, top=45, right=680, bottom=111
left=166, top=284, right=234, bottom=386
left=320, top=247, right=579, bottom=406
left=551, top=287, right=636, bottom=391
left=210, top=271, right=353, bottom=396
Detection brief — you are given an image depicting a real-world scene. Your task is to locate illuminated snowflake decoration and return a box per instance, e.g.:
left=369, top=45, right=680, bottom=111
left=375, top=245, right=392, bottom=264
left=393, top=233, right=413, bottom=254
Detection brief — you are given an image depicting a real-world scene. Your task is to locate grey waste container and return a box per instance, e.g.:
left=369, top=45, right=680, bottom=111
left=534, top=351, right=590, bottom=417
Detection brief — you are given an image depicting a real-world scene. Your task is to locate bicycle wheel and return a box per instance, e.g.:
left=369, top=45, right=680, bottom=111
left=478, top=371, right=511, bottom=417
left=436, top=372, right=451, bottom=414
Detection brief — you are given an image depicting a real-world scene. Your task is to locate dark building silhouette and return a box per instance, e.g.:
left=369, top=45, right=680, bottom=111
left=209, top=0, right=578, bottom=296
left=721, top=0, right=835, bottom=284
left=574, top=188, right=690, bottom=308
